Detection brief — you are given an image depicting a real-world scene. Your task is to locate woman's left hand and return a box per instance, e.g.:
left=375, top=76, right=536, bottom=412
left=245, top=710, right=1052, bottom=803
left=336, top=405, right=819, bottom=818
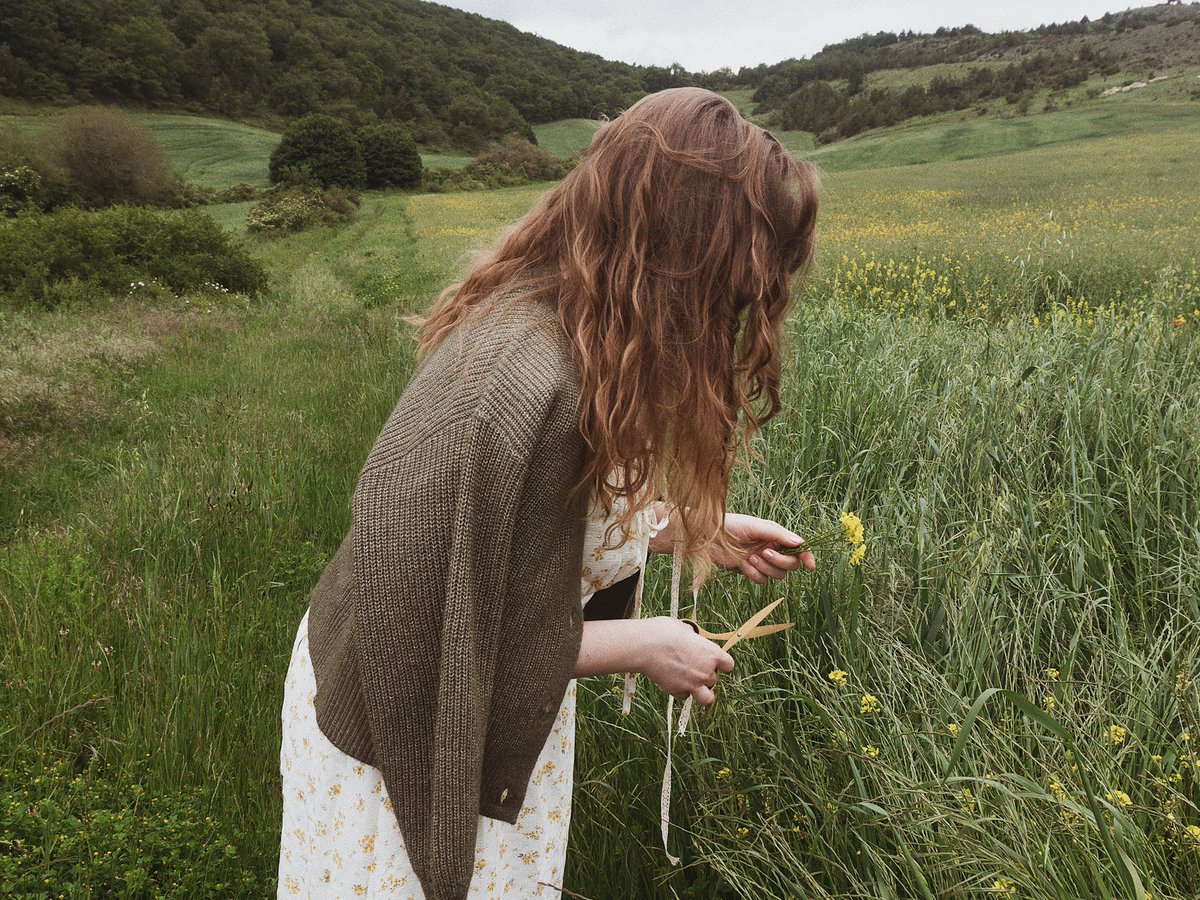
left=714, top=513, right=816, bottom=584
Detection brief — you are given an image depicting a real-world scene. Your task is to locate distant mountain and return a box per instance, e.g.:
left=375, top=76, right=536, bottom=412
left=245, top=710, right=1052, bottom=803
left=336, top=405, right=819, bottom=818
left=0, top=0, right=693, bottom=151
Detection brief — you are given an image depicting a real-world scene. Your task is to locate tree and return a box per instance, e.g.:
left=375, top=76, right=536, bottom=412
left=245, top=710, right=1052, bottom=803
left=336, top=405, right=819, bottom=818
left=356, top=123, right=423, bottom=188
left=268, top=113, right=366, bottom=189
left=43, top=104, right=176, bottom=207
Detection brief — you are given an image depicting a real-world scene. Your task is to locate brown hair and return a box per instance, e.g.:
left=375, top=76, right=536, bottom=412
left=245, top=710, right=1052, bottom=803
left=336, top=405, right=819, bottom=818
left=412, top=87, right=820, bottom=585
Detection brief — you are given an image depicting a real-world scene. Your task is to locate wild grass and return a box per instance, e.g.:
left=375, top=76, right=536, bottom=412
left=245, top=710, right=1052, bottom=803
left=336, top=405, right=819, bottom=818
left=2, top=110, right=1199, bottom=897
left=532, top=118, right=602, bottom=157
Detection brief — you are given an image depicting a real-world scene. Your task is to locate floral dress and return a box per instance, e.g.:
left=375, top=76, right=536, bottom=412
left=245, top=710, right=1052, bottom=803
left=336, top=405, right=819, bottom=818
left=278, top=492, right=668, bottom=898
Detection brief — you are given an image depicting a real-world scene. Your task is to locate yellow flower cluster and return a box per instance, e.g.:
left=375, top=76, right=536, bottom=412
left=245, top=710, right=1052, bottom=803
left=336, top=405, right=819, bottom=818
left=827, top=669, right=849, bottom=687
left=859, top=694, right=880, bottom=716
left=1106, top=790, right=1133, bottom=809
left=1185, top=824, right=1200, bottom=850
left=990, top=878, right=1017, bottom=895
left=840, top=511, right=867, bottom=566
left=840, top=511, right=864, bottom=545
left=1108, top=725, right=1127, bottom=747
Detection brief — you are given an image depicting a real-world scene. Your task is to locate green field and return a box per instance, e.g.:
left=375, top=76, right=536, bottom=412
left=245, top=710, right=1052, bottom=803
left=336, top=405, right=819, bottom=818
left=3, top=93, right=1200, bottom=897
left=0, top=111, right=473, bottom=186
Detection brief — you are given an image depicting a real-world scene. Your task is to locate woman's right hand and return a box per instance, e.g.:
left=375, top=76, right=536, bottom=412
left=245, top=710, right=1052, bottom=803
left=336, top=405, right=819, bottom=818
left=637, top=616, right=735, bottom=706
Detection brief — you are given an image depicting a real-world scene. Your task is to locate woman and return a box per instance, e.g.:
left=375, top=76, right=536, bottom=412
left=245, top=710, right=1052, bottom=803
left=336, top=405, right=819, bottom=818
left=278, top=86, right=820, bottom=899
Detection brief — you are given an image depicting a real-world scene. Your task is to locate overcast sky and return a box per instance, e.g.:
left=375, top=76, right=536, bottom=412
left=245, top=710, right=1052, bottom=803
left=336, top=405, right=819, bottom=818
left=437, top=1, right=1136, bottom=72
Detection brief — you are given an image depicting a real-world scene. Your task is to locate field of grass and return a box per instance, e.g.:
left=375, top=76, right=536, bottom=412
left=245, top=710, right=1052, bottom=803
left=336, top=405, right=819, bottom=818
left=3, top=97, right=1200, bottom=897
left=0, top=111, right=476, bottom=186
left=533, top=117, right=602, bottom=157
left=809, top=90, right=1200, bottom=171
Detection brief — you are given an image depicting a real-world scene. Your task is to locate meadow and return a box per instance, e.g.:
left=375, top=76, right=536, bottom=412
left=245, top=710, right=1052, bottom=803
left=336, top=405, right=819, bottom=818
left=2, top=94, right=1199, bottom=897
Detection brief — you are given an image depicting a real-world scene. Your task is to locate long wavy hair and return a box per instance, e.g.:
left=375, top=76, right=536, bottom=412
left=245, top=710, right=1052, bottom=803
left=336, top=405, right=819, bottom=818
left=412, top=87, right=820, bottom=585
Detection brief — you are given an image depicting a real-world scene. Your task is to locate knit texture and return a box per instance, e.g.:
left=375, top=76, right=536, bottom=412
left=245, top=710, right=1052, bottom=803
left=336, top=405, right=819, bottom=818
left=305, top=294, right=588, bottom=900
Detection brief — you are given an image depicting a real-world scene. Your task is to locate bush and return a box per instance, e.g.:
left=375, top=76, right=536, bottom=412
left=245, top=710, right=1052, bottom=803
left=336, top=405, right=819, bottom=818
left=213, top=182, right=261, bottom=203
left=472, top=136, right=565, bottom=181
left=0, top=205, right=269, bottom=307
left=246, top=183, right=360, bottom=236
left=422, top=137, right=567, bottom=193
left=41, top=105, right=177, bottom=208
left=356, top=122, right=423, bottom=188
left=0, top=751, right=260, bottom=895
left=268, top=113, right=366, bottom=189
left=0, top=164, right=44, bottom=216
left=0, top=121, right=81, bottom=210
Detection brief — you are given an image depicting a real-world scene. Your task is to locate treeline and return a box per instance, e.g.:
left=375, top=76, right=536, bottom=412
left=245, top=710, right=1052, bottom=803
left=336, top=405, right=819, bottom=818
left=775, top=51, right=1118, bottom=143
left=0, top=0, right=693, bottom=152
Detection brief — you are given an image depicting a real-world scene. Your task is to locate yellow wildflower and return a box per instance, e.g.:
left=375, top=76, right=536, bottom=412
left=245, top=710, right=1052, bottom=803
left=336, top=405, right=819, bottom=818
left=716, top=767, right=732, bottom=781
left=736, top=826, right=749, bottom=840
left=947, top=723, right=960, bottom=737
left=1108, top=724, right=1127, bottom=747
left=839, top=511, right=864, bottom=546
left=849, top=543, right=867, bottom=566
left=861, top=744, right=880, bottom=759
left=1045, top=667, right=1060, bottom=680
left=827, top=669, right=849, bottom=687
left=1043, top=694, right=1057, bottom=712
left=1106, top=790, right=1132, bottom=808
left=960, top=788, right=976, bottom=813
left=990, top=878, right=1016, bottom=894
left=1185, top=824, right=1200, bottom=850
left=859, top=694, right=880, bottom=716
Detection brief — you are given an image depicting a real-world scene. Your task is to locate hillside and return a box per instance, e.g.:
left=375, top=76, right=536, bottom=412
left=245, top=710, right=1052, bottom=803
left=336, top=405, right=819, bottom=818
left=0, top=0, right=691, bottom=152
left=742, top=3, right=1200, bottom=143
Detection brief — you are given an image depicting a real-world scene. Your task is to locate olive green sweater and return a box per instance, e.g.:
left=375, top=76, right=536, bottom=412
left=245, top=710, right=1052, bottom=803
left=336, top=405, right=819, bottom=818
left=304, top=294, right=588, bottom=899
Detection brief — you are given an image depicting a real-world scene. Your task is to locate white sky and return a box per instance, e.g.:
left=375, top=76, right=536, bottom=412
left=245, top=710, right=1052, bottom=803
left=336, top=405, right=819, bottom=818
left=436, top=1, right=1141, bottom=72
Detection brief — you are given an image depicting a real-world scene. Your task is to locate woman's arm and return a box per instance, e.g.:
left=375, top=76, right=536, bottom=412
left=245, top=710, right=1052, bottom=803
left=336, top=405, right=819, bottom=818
left=573, top=616, right=734, bottom=706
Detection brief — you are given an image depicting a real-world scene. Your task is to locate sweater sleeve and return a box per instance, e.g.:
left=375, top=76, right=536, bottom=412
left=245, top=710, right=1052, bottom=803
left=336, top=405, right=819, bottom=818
left=351, top=415, right=527, bottom=900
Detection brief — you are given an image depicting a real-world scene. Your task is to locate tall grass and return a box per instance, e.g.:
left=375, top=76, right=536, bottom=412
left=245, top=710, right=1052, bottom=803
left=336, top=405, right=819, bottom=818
left=2, top=125, right=1199, bottom=896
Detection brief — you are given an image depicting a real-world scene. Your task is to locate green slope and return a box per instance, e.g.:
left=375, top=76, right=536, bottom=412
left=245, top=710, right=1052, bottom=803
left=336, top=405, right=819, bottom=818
left=804, top=91, right=1200, bottom=172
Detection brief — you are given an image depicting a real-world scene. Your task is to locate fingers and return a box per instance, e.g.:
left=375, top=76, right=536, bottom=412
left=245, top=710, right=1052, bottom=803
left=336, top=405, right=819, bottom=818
left=716, top=651, right=735, bottom=673
left=692, top=684, right=716, bottom=706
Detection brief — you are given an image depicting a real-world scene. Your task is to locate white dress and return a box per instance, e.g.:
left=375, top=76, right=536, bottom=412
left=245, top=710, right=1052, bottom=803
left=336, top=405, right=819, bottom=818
left=278, top=494, right=668, bottom=898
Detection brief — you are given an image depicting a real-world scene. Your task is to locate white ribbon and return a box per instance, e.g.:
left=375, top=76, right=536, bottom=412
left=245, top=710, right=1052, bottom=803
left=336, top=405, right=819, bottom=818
left=619, top=514, right=694, bottom=866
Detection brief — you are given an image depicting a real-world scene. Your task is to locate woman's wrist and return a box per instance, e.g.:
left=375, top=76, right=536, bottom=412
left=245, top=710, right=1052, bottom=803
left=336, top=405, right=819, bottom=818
left=573, top=618, right=656, bottom=678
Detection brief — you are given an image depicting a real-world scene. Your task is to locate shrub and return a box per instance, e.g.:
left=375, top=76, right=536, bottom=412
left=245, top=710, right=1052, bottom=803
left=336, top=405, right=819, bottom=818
left=422, top=138, right=567, bottom=193
left=213, top=182, right=261, bottom=203
left=41, top=105, right=177, bottom=208
left=356, top=122, right=423, bottom=188
left=0, top=205, right=269, bottom=307
left=0, top=164, right=44, bottom=216
left=472, top=136, right=565, bottom=182
left=163, top=173, right=218, bottom=209
left=268, top=113, right=366, bottom=189
left=246, top=183, right=360, bottom=236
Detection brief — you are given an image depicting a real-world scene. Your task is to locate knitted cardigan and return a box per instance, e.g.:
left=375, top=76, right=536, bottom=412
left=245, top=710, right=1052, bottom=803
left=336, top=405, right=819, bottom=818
left=305, top=294, right=589, bottom=899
